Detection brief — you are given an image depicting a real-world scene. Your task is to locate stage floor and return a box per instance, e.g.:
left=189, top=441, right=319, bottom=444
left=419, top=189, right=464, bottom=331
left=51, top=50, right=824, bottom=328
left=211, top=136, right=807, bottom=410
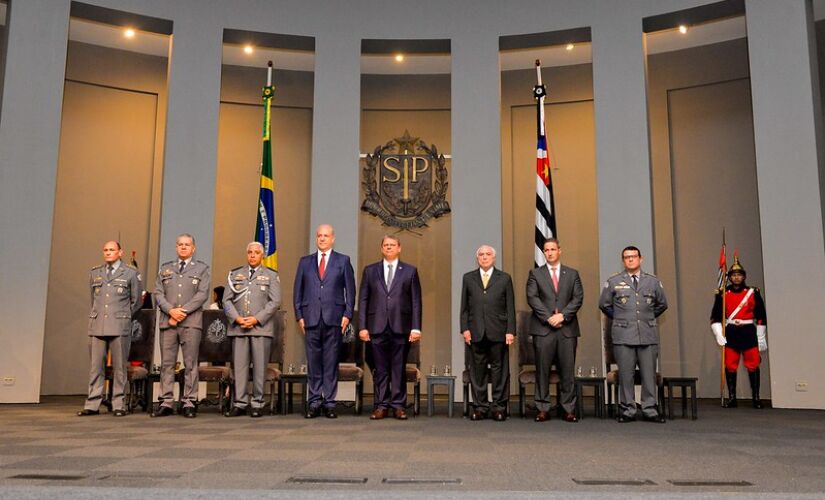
left=0, top=396, right=824, bottom=498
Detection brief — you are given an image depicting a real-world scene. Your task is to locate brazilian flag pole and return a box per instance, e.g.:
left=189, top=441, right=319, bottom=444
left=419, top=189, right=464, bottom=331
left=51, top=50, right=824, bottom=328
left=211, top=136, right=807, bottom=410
left=256, top=61, right=278, bottom=270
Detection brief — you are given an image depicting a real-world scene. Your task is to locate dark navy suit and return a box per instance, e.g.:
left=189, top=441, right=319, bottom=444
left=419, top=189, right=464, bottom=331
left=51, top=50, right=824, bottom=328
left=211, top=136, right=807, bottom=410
left=359, top=260, right=422, bottom=410
left=294, top=250, right=355, bottom=410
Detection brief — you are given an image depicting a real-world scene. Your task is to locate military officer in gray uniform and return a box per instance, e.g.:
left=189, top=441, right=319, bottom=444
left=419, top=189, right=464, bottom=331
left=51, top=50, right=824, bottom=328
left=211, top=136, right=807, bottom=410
left=152, top=233, right=210, bottom=418
left=599, top=245, right=668, bottom=423
left=223, top=242, right=282, bottom=418
left=78, top=241, right=142, bottom=417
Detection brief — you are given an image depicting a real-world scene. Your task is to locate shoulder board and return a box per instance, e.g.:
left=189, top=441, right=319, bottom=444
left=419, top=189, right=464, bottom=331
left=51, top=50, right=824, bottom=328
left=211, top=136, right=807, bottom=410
left=161, top=260, right=175, bottom=266
left=230, top=265, right=245, bottom=272
left=608, top=272, right=622, bottom=279
left=91, top=264, right=104, bottom=271
left=124, top=264, right=137, bottom=270
left=196, top=260, right=208, bottom=265
left=264, top=266, right=278, bottom=273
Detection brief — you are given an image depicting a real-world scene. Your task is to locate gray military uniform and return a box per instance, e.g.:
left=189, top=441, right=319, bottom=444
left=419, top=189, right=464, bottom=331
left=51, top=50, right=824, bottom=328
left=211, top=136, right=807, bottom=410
left=599, top=271, right=668, bottom=418
left=153, top=259, right=210, bottom=409
left=224, top=265, right=282, bottom=410
left=85, top=261, right=142, bottom=412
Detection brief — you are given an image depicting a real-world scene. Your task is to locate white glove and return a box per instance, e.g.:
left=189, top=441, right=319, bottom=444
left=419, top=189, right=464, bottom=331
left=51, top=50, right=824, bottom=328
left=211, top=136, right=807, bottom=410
left=756, top=325, right=767, bottom=351
left=711, top=322, right=726, bottom=346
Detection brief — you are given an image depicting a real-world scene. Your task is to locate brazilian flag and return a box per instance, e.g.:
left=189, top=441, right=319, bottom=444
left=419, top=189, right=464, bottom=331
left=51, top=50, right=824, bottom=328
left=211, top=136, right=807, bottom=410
left=255, top=81, right=278, bottom=270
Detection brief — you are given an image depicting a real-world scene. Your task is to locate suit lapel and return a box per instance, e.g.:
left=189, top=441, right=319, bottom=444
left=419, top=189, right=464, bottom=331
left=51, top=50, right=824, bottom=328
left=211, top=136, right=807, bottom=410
left=379, top=262, right=389, bottom=293
left=474, top=269, right=485, bottom=290
left=541, top=265, right=557, bottom=298
left=320, top=250, right=334, bottom=282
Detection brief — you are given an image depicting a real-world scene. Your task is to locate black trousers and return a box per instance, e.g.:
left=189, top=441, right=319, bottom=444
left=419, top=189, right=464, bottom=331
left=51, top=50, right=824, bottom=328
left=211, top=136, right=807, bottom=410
left=469, top=336, right=510, bottom=413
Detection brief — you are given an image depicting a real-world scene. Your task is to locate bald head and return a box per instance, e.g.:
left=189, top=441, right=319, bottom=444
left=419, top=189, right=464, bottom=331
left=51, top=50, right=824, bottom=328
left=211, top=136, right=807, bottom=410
left=316, top=224, right=335, bottom=252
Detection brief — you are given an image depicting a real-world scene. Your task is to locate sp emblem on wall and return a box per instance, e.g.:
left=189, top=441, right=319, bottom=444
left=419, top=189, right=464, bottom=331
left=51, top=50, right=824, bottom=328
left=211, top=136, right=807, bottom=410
left=361, top=130, right=451, bottom=229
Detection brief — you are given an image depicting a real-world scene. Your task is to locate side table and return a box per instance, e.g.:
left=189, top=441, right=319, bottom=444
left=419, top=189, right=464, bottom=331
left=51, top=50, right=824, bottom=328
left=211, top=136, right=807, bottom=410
left=426, top=375, right=456, bottom=417
left=663, top=376, right=698, bottom=420
left=574, top=376, right=606, bottom=419
left=279, top=373, right=308, bottom=415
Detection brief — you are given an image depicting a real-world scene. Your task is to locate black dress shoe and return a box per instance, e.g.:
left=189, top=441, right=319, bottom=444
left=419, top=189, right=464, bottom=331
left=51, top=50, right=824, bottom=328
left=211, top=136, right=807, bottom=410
left=324, top=408, right=338, bottom=419
left=617, top=414, right=636, bottom=423
left=250, top=408, right=263, bottom=418
left=182, top=406, right=197, bottom=418
left=305, top=407, right=321, bottom=419
left=225, top=407, right=246, bottom=417
left=151, top=406, right=173, bottom=418
left=563, top=412, right=579, bottom=423
left=77, top=409, right=99, bottom=417
left=492, top=411, right=506, bottom=422
left=113, top=409, right=128, bottom=417
left=470, top=410, right=486, bottom=421
left=723, top=398, right=738, bottom=408
left=534, top=411, right=550, bottom=422
left=642, top=414, right=666, bottom=423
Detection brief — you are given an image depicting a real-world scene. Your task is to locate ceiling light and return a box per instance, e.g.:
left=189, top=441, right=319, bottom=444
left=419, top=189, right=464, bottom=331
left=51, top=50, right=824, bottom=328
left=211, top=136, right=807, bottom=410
left=565, top=43, right=574, bottom=51
left=244, top=45, right=254, bottom=55
left=678, top=25, right=688, bottom=34
left=394, top=54, right=404, bottom=62
left=124, top=28, right=136, bottom=38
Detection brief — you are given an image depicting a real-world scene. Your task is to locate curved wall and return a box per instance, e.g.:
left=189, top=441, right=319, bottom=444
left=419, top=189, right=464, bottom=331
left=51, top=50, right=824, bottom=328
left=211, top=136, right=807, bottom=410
left=0, top=0, right=823, bottom=409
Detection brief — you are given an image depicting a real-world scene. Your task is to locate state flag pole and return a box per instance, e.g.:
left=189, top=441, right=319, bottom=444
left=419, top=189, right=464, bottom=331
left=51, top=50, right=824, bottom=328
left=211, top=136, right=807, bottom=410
left=717, top=228, right=727, bottom=406
left=533, top=59, right=557, bottom=268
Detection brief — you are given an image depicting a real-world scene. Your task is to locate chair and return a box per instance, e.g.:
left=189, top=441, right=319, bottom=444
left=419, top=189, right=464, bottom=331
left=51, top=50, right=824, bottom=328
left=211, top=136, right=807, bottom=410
left=197, top=310, right=234, bottom=413
left=104, top=309, right=155, bottom=413
left=601, top=316, right=665, bottom=418
left=366, top=336, right=421, bottom=415
left=265, top=310, right=286, bottom=414
left=337, top=315, right=365, bottom=414
left=517, top=311, right=560, bottom=418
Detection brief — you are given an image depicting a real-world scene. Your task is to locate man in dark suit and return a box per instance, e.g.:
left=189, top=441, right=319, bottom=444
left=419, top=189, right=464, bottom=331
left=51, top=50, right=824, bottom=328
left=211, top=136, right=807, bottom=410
left=359, top=235, right=422, bottom=420
left=294, top=224, right=356, bottom=419
left=460, top=245, right=516, bottom=422
left=526, top=238, right=584, bottom=423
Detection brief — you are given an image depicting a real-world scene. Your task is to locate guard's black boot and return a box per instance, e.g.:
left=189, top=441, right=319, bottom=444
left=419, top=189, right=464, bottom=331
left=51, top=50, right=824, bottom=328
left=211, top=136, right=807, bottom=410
left=723, top=371, right=738, bottom=408
left=749, top=369, right=763, bottom=409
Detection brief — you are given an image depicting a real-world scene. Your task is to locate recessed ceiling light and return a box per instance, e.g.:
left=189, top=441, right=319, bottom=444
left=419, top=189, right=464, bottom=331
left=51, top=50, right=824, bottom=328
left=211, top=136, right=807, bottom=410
left=565, top=43, right=574, bottom=51
left=394, top=54, right=404, bottom=62
left=124, top=28, right=136, bottom=38
left=678, top=25, right=688, bottom=34
left=244, top=45, right=254, bottom=55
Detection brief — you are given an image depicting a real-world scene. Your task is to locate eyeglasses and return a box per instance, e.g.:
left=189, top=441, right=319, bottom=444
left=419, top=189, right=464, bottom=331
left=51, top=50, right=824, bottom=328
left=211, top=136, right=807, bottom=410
left=622, top=255, right=640, bottom=260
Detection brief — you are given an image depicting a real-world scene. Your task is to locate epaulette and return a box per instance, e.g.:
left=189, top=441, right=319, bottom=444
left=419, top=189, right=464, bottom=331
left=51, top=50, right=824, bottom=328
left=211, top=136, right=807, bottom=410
left=161, top=260, right=175, bottom=266
left=608, top=272, right=622, bottom=279
left=125, top=263, right=137, bottom=270
left=196, top=260, right=208, bottom=265
left=265, top=266, right=278, bottom=273
left=91, top=264, right=104, bottom=271
left=230, top=265, right=245, bottom=272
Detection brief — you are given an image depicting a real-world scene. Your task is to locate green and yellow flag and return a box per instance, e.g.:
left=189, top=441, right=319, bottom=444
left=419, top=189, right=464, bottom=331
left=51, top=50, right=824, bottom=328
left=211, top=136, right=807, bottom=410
left=255, top=62, right=278, bottom=270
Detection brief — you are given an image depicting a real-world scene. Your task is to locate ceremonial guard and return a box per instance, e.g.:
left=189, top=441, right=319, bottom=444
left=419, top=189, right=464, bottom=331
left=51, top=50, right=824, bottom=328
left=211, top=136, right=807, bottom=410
left=78, top=241, right=143, bottom=417
left=599, top=246, right=668, bottom=423
left=152, top=234, right=210, bottom=418
left=710, top=254, right=768, bottom=408
left=224, top=242, right=282, bottom=418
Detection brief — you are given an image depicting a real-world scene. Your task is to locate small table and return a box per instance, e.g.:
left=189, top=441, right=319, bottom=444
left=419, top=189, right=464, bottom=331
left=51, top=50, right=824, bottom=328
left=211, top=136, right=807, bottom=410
left=574, top=376, right=606, bottom=419
left=426, top=375, right=456, bottom=417
left=279, top=373, right=308, bottom=415
left=663, top=376, right=698, bottom=420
